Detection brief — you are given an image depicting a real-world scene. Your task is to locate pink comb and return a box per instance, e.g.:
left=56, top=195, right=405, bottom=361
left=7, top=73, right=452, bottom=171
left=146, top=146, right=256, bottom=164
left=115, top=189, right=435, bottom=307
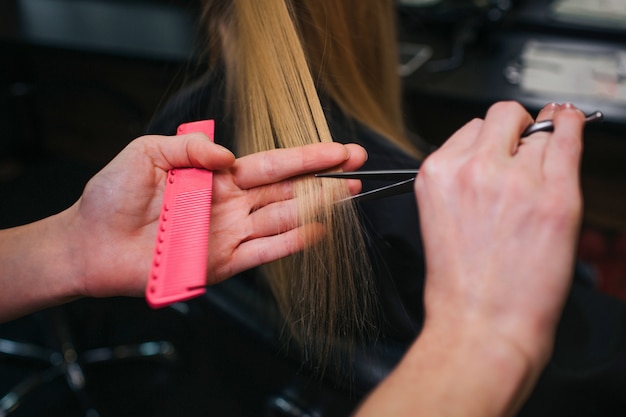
left=146, top=120, right=215, bottom=308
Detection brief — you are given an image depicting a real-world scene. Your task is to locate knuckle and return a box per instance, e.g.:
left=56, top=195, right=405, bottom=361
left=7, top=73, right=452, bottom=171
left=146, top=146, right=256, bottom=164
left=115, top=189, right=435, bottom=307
left=458, top=157, right=492, bottom=187
left=261, top=152, right=279, bottom=182
left=532, top=190, right=582, bottom=234
left=256, top=245, right=270, bottom=265
left=415, top=155, right=445, bottom=191
left=466, top=118, right=484, bottom=129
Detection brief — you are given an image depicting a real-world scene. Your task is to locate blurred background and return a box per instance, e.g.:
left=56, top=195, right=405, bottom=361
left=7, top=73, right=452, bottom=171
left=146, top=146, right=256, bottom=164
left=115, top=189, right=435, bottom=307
left=1, top=0, right=626, bottom=416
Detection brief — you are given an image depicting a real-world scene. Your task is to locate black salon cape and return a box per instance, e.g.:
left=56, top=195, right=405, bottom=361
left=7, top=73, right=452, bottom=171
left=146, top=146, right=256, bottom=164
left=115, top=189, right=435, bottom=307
left=147, top=73, right=626, bottom=416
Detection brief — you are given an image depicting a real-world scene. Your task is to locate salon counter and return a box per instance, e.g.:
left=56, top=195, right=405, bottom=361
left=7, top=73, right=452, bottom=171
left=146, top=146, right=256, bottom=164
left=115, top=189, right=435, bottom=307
left=400, top=24, right=626, bottom=231
left=0, top=0, right=197, bottom=62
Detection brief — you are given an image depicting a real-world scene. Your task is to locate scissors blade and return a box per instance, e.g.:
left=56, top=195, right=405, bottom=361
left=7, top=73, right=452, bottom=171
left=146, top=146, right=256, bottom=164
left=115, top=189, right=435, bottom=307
left=320, top=110, right=603, bottom=203
left=317, top=170, right=418, bottom=203
left=339, top=178, right=416, bottom=203
left=315, top=169, right=419, bottom=181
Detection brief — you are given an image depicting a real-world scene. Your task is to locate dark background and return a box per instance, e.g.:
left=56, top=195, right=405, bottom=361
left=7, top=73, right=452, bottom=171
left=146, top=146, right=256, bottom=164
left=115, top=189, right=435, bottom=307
left=1, top=0, right=626, bottom=416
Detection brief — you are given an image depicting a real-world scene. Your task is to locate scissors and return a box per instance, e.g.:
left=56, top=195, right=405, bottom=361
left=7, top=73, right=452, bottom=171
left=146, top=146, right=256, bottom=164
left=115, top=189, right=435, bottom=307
left=316, top=111, right=604, bottom=203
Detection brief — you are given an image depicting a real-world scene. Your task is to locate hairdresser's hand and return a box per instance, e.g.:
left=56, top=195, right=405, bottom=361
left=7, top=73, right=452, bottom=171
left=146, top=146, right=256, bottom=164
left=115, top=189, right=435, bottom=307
left=416, top=101, right=585, bottom=371
left=206, top=142, right=366, bottom=285
left=67, top=135, right=366, bottom=299
left=357, top=102, right=585, bottom=417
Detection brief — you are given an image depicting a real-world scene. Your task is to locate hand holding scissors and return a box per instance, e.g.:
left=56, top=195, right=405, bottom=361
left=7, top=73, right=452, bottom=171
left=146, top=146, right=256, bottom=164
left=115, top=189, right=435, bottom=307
left=354, top=102, right=589, bottom=417
left=317, top=108, right=602, bottom=203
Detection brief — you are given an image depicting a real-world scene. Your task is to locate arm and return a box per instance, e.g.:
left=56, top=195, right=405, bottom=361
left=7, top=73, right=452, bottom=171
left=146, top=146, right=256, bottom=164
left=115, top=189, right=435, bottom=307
left=356, top=102, right=586, bottom=416
left=0, top=133, right=367, bottom=322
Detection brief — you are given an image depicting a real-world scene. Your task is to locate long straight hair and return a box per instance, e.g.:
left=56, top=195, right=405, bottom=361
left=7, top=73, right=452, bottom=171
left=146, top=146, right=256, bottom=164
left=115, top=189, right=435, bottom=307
left=201, top=0, right=422, bottom=371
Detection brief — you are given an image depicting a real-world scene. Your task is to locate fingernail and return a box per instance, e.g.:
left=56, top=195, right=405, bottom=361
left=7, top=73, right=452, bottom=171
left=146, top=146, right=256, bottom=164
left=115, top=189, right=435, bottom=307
left=543, top=102, right=559, bottom=110
left=560, top=102, right=585, bottom=116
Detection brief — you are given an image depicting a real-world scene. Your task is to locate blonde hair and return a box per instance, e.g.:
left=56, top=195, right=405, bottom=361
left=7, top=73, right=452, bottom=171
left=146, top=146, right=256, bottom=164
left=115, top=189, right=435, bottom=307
left=201, top=0, right=422, bottom=371
left=294, top=1, right=420, bottom=159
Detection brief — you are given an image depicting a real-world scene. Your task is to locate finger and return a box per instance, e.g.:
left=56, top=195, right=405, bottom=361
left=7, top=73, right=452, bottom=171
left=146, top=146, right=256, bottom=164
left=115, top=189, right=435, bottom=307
left=233, top=142, right=351, bottom=189
left=413, top=118, right=483, bottom=192
left=543, top=104, right=585, bottom=183
left=247, top=199, right=299, bottom=239
left=535, top=102, right=560, bottom=122
left=476, top=101, right=534, bottom=155
left=317, top=142, right=365, bottom=197
left=345, top=178, right=363, bottom=195
left=517, top=102, right=560, bottom=144
left=515, top=103, right=562, bottom=163
left=246, top=176, right=362, bottom=238
left=147, top=133, right=236, bottom=171
left=435, top=117, right=483, bottom=156
left=228, top=223, right=326, bottom=274
left=247, top=178, right=362, bottom=212
left=247, top=181, right=295, bottom=213
left=341, top=143, right=368, bottom=172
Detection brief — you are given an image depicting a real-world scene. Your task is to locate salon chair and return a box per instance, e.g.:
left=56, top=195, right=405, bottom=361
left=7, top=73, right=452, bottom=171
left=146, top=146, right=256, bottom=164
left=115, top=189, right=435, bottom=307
left=0, top=77, right=181, bottom=415
left=0, top=299, right=185, bottom=417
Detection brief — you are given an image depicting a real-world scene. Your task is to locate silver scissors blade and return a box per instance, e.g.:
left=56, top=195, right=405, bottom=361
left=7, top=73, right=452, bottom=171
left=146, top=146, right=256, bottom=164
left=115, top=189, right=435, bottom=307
left=315, top=169, right=418, bottom=181
left=315, top=170, right=419, bottom=203
left=343, top=178, right=416, bottom=203
left=318, top=110, right=603, bottom=203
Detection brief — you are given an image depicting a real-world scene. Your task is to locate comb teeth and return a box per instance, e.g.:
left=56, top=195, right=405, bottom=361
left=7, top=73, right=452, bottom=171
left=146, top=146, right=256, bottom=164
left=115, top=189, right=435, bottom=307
left=146, top=120, right=215, bottom=308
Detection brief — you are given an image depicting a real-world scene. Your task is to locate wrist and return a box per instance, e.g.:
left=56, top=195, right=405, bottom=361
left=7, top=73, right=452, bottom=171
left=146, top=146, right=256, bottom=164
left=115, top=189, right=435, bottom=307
left=356, top=319, right=542, bottom=417
left=0, top=207, right=83, bottom=322
left=410, top=319, right=541, bottom=416
left=55, top=203, right=90, bottom=299
left=31, top=207, right=86, bottom=305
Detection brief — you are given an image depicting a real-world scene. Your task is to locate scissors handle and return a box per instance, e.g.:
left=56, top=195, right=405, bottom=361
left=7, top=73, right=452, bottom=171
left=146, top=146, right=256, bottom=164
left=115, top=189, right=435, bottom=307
left=522, top=111, right=603, bottom=137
